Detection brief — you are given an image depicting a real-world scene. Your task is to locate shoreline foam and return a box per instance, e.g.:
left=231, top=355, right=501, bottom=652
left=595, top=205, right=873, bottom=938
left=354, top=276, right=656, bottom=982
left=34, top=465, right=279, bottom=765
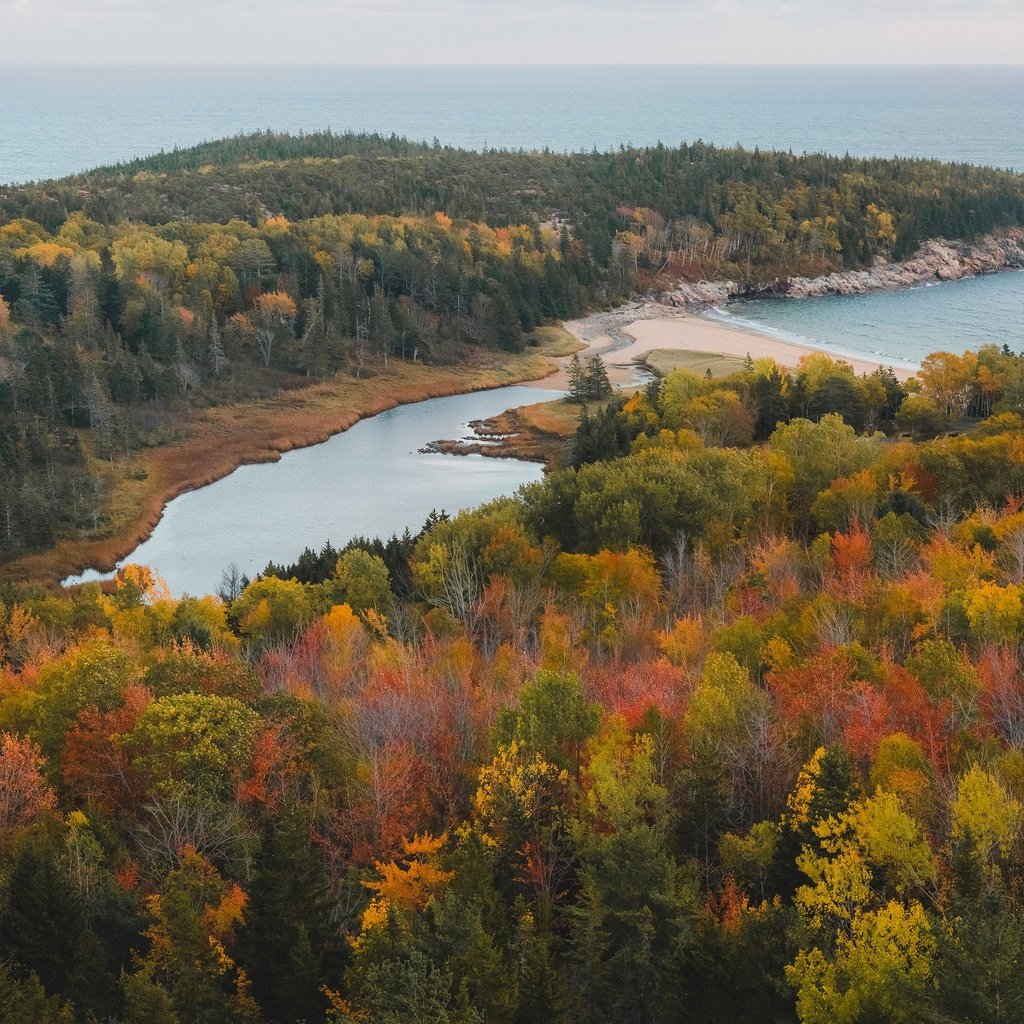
left=550, top=302, right=915, bottom=391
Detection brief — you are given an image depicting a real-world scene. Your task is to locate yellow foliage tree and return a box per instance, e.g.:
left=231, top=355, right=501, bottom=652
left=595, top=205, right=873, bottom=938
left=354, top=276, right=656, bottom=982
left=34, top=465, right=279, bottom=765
left=964, top=581, right=1023, bottom=645
left=787, top=900, right=935, bottom=1024
left=950, top=764, right=1023, bottom=879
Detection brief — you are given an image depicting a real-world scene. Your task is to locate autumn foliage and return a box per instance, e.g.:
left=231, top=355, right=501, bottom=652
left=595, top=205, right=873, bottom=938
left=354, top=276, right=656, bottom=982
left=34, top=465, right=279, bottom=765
left=6, top=356, right=1024, bottom=1021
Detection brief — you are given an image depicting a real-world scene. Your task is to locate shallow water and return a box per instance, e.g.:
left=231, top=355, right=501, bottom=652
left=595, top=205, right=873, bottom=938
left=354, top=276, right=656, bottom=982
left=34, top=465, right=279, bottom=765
left=64, top=386, right=554, bottom=597
left=721, top=270, right=1024, bottom=369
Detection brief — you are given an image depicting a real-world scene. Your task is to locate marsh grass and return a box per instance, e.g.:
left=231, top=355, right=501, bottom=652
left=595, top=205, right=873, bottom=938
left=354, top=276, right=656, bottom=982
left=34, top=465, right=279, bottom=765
left=639, top=349, right=746, bottom=378
left=8, top=348, right=560, bottom=588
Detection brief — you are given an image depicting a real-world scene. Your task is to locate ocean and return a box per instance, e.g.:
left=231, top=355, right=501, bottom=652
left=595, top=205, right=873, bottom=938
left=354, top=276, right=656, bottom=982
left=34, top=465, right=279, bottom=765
left=3, top=64, right=1023, bottom=184
left=718, top=271, right=1024, bottom=368
left=2, top=63, right=1023, bottom=365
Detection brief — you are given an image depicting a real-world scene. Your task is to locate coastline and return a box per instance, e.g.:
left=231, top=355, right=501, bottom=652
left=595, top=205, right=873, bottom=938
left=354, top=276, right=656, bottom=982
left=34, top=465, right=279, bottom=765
left=550, top=301, right=915, bottom=391
left=657, top=229, right=1024, bottom=306
left=622, top=315, right=915, bottom=380
left=544, top=231, right=1024, bottom=388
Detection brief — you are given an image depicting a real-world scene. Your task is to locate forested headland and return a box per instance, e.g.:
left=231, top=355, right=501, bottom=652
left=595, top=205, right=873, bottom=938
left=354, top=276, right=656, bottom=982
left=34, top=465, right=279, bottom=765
left=4, top=347, right=1024, bottom=1021
left=1, top=130, right=1023, bottom=570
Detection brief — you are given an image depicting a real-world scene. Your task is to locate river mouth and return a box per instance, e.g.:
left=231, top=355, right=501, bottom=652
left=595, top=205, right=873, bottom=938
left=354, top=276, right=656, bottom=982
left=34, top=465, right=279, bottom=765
left=63, top=386, right=556, bottom=598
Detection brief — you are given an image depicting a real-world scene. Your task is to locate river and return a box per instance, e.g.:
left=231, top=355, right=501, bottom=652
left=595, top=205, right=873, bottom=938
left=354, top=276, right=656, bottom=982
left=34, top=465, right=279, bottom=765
left=63, top=386, right=555, bottom=598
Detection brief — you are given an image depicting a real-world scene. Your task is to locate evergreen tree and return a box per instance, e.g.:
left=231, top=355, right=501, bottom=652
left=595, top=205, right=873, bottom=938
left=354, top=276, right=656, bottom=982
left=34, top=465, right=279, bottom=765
left=237, top=815, right=342, bottom=1023
left=567, top=353, right=586, bottom=403
left=0, top=825, right=91, bottom=1002
left=584, top=355, right=613, bottom=400
left=0, top=964, right=73, bottom=1024
left=752, top=366, right=789, bottom=440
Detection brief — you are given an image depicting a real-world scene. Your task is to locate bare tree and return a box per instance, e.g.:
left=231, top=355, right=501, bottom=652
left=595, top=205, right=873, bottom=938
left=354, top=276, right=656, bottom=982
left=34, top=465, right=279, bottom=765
left=207, top=318, right=227, bottom=377
left=133, top=789, right=255, bottom=874
left=218, top=562, right=245, bottom=603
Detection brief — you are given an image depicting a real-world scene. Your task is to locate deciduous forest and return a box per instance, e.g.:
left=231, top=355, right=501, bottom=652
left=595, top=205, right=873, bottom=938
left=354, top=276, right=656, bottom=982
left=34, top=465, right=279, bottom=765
left=3, top=132, right=1024, bottom=1022
left=5, top=341, right=1024, bottom=1021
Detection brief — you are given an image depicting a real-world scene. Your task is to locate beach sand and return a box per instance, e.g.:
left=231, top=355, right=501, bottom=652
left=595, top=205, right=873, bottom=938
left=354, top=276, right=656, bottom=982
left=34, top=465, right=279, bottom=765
left=541, top=305, right=915, bottom=390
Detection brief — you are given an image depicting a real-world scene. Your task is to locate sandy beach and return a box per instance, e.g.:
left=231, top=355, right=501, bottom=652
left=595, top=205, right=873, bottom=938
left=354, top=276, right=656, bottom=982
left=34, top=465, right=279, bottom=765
left=542, top=303, right=916, bottom=390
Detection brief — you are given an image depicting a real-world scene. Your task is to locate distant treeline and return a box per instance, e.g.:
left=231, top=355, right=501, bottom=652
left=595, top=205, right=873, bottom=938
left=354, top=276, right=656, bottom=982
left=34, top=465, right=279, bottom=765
left=5, top=130, right=1023, bottom=269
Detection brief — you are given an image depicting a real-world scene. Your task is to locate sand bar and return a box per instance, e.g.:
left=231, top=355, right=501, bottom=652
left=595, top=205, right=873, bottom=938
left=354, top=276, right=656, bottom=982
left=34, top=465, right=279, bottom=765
left=619, top=316, right=915, bottom=379
left=542, top=304, right=916, bottom=390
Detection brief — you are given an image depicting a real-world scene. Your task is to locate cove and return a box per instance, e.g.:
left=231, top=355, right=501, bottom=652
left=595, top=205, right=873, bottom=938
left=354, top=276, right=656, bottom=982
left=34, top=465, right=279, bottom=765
left=720, top=270, right=1024, bottom=368
left=64, top=386, right=556, bottom=598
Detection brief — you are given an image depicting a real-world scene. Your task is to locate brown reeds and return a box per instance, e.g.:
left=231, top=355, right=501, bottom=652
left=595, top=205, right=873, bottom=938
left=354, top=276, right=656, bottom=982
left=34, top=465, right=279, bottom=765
left=6, top=349, right=561, bottom=589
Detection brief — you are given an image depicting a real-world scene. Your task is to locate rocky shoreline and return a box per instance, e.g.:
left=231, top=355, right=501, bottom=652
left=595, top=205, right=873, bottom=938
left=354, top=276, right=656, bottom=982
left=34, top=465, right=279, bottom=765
left=658, top=229, right=1024, bottom=307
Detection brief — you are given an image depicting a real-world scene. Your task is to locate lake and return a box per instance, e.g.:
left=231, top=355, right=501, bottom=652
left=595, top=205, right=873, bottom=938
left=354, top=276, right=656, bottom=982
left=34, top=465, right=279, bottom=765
left=64, top=386, right=555, bottom=597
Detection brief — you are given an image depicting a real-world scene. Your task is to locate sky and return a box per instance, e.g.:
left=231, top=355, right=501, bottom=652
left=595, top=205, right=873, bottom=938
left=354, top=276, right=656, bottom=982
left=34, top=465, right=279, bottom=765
left=2, top=0, right=1022, bottom=64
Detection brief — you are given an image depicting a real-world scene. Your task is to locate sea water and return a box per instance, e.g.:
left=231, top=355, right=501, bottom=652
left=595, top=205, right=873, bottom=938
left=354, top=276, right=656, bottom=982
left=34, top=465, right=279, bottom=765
left=2, top=64, right=1023, bottom=184
left=721, top=270, right=1024, bottom=369
left=4, top=64, right=1022, bottom=364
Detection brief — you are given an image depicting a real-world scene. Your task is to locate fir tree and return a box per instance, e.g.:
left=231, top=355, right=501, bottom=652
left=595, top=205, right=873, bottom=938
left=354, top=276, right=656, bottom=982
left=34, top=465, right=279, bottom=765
left=584, top=355, right=613, bottom=400
left=566, top=353, right=584, bottom=403
left=236, top=815, right=343, bottom=1024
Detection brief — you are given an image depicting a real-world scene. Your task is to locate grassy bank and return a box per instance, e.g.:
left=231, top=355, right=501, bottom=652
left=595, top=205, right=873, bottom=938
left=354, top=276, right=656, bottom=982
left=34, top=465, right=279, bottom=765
left=5, top=338, right=573, bottom=589
left=426, top=394, right=633, bottom=468
left=638, top=348, right=748, bottom=378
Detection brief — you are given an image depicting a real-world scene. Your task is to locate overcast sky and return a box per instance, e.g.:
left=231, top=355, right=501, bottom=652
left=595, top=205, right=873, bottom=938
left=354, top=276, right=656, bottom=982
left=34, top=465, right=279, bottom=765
left=2, top=0, right=1022, bottom=64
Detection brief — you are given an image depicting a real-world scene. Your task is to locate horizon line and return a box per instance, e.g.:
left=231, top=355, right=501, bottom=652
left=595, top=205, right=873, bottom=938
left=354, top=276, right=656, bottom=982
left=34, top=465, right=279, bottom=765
left=2, top=61, right=1023, bottom=68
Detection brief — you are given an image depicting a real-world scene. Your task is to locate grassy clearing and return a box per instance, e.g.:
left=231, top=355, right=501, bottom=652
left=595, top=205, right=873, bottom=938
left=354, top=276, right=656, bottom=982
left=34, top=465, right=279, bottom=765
left=640, top=349, right=747, bottom=378
left=517, top=397, right=586, bottom=437
left=526, top=323, right=585, bottom=358
left=7, top=348, right=561, bottom=588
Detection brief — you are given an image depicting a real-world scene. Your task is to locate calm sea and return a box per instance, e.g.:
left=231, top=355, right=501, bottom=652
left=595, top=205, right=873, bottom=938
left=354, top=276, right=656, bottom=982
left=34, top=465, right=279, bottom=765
left=720, top=271, right=1024, bottom=368
left=3, top=63, right=1023, bottom=368
left=3, top=64, right=1024, bottom=184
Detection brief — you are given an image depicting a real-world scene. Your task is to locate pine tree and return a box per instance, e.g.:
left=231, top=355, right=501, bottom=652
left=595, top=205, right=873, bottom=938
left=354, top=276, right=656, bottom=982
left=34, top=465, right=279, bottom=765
left=567, top=353, right=586, bottom=403
left=236, top=815, right=342, bottom=1023
left=584, top=355, right=613, bottom=400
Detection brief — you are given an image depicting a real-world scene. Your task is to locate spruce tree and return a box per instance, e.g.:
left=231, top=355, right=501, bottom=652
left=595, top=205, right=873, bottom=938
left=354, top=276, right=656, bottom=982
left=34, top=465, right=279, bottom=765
left=236, top=815, right=343, bottom=1023
left=584, top=355, right=612, bottom=400
left=567, top=353, right=586, bottom=403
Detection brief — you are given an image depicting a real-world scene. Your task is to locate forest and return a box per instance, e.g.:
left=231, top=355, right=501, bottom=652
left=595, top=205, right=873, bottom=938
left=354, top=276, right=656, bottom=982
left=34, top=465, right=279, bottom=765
left=4, top=344, right=1024, bottom=1022
left=1, top=131, right=1023, bottom=560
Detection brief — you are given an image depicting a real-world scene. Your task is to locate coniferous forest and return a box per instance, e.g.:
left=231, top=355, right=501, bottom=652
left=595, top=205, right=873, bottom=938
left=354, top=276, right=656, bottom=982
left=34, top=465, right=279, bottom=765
left=3, top=134, right=1024, bottom=1023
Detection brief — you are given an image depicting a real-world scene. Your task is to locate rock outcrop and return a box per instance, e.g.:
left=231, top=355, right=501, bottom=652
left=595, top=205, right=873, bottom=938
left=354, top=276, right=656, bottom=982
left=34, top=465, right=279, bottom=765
left=658, top=230, right=1024, bottom=307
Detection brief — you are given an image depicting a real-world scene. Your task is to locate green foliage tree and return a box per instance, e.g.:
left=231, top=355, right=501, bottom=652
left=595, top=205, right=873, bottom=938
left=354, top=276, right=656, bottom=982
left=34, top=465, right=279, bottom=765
left=330, top=549, right=393, bottom=616
left=497, top=669, right=601, bottom=774
left=124, top=692, right=261, bottom=797
left=232, top=576, right=313, bottom=644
